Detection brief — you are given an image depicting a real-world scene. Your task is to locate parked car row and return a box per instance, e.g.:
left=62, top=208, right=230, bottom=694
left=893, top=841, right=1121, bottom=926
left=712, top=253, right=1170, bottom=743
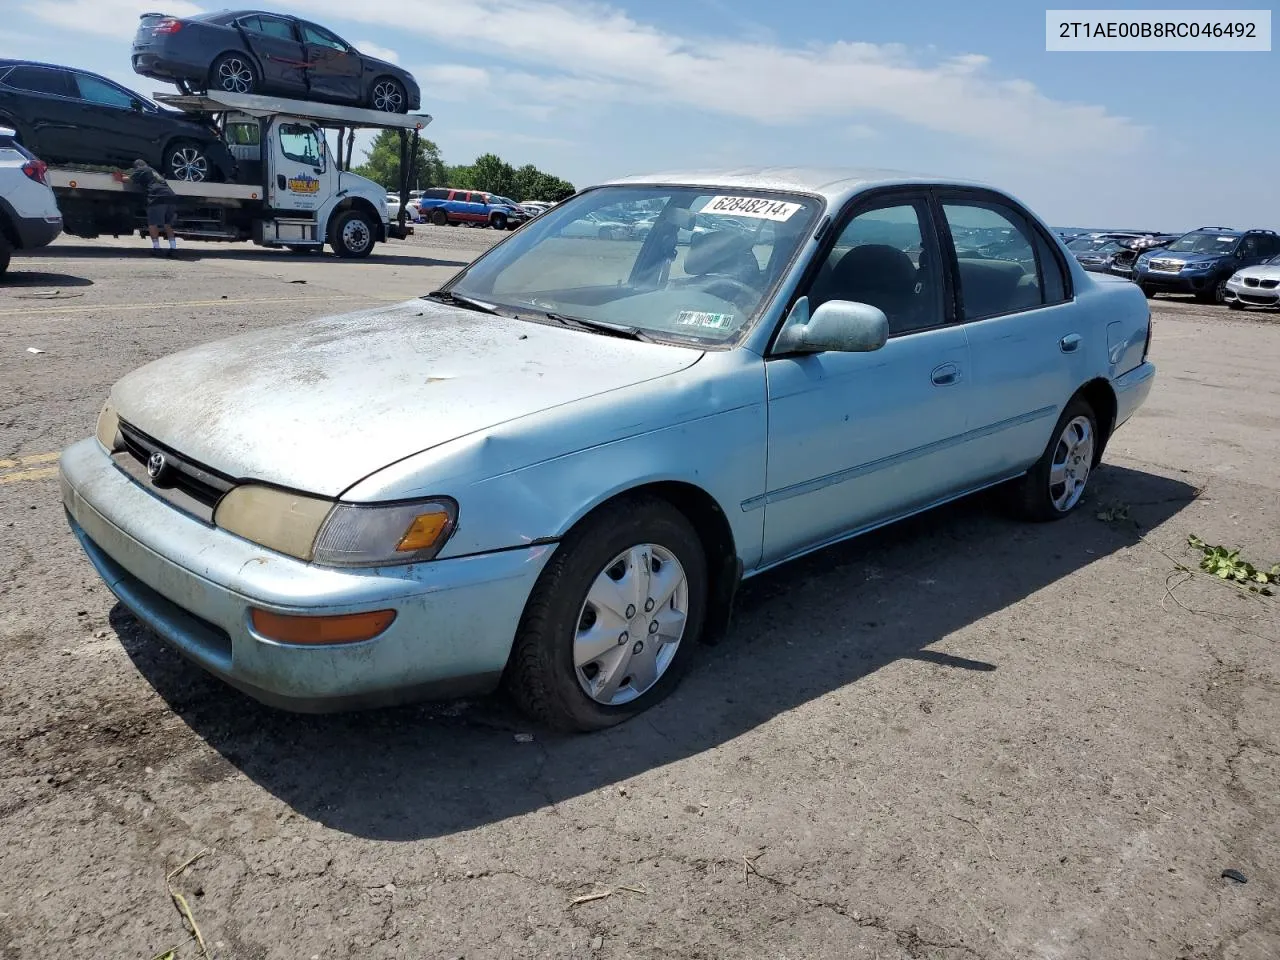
left=1059, top=225, right=1280, bottom=309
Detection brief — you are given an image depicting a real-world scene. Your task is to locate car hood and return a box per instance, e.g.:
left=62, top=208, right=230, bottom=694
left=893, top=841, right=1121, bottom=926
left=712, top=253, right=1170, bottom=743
left=110, top=299, right=704, bottom=497
left=1234, top=264, right=1280, bottom=281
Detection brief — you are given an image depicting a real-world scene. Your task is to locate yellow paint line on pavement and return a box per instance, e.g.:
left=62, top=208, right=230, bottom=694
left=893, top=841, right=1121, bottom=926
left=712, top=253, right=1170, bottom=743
left=0, top=452, right=60, bottom=469
left=0, top=466, right=58, bottom=483
left=0, top=294, right=400, bottom=317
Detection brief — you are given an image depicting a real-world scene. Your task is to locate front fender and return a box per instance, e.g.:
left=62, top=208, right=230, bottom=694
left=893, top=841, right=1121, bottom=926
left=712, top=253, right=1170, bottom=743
left=343, top=350, right=771, bottom=570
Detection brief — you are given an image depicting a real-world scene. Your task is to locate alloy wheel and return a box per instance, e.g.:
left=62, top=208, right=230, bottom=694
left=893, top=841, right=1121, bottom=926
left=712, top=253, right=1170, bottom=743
left=169, top=147, right=208, bottom=182
left=1048, top=415, right=1094, bottom=512
left=217, top=58, right=253, bottom=94
left=372, top=80, right=404, bottom=112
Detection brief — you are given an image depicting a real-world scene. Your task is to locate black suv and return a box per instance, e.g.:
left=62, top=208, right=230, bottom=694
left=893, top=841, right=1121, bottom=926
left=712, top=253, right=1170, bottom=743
left=0, top=60, right=235, bottom=182
left=1132, top=227, right=1280, bottom=303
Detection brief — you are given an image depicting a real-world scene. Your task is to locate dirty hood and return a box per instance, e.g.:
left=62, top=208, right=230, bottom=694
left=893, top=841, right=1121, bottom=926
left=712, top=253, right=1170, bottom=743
left=110, top=299, right=703, bottom=497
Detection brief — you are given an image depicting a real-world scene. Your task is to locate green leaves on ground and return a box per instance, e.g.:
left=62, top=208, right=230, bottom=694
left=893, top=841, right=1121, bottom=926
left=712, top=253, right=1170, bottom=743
left=1187, top=535, right=1279, bottom=594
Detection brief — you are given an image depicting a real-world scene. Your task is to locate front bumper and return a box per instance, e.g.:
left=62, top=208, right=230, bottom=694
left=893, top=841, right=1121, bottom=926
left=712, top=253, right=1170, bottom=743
left=1133, top=268, right=1216, bottom=293
left=1224, top=278, right=1280, bottom=307
left=60, top=438, right=552, bottom=711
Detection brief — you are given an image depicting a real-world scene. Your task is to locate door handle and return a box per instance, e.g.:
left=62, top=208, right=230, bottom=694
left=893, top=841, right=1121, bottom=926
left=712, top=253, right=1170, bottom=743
left=931, top=362, right=960, bottom=386
left=1060, top=334, right=1082, bottom=353
left=276, top=174, right=286, bottom=190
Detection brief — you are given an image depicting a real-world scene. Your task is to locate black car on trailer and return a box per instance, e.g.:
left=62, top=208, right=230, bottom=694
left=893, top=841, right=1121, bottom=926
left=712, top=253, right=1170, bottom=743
left=132, top=11, right=420, bottom=113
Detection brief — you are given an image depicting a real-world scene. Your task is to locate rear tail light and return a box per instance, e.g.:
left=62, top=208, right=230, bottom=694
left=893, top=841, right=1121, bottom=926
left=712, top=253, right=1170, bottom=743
left=21, top=160, right=48, bottom=185
left=152, top=18, right=183, bottom=34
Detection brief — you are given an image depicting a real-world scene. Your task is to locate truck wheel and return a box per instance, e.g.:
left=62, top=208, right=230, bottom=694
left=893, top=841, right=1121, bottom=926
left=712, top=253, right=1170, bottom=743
left=210, top=54, right=257, bottom=95
left=430, top=208, right=448, bottom=227
left=490, top=213, right=507, bottom=231
left=330, top=210, right=375, bottom=259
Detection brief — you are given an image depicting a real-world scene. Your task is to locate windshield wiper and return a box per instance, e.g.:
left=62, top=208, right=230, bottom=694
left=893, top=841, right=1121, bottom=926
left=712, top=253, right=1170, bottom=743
left=424, top=290, right=498, bottom=314
left=536, top=311, right=653, bottom=342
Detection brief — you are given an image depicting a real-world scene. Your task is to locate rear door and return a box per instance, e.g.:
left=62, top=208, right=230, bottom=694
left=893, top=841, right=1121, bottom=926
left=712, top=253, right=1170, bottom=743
left=0, top=65, right=80, bottom=162
left=298, top=22, right=363, bottom=103
left=235, top=14, right=308, bottom=95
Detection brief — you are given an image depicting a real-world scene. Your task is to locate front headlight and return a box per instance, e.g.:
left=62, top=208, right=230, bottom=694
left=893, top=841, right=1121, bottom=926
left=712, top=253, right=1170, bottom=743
left=213, top=485, right=458, bottom=567
left=1184, top=259, right=1217, bottom=271
left=95, top=400, right=122, bottom=452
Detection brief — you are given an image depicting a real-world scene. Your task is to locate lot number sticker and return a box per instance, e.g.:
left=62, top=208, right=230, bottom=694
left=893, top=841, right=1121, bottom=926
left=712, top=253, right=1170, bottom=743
left=703, top=195, right=802, bottom=221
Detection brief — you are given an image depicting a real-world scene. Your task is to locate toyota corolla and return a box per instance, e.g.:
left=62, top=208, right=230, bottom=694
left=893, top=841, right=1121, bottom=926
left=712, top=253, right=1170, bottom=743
left=60, top=168, right=1155, bottom=731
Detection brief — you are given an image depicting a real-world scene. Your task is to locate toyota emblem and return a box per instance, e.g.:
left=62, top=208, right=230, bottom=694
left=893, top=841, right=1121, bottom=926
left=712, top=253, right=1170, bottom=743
left=146, top=451, right=167, bottom=481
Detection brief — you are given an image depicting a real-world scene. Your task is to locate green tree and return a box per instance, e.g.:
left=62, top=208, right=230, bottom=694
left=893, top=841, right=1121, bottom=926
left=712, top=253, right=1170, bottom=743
left=444, top=163, right=476, bottom=189
left=469, top=153, right=516, bottom=196
left=353, top=130, right=445, bottom=191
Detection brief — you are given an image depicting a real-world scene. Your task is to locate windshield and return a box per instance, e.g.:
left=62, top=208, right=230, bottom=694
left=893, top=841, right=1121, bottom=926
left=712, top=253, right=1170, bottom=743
left=1166, top=232, right=1239, bottom=255
left=443, top=185, right=822, bottom=344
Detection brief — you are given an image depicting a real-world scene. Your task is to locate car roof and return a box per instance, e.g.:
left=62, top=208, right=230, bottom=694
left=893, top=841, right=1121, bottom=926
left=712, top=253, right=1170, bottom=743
left=602, top=166, right=998, bottom=205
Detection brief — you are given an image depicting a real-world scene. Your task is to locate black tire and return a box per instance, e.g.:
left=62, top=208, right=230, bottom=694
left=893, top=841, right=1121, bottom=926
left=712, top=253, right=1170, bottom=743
left=430, top=208, right=448, bottom=227
left=490, top=213, right=507, bottom=231
left=369, top=77, right=408, bottom=113
left=505, top=496, right=708, bottom=732
left=1139, top=283, right=1155, bottom=299
left=1009, top=396, right=1099, bottom=522
left=0, top=233, right=12, bottom=278
left=163, top=140, right=212, bottom=183
left=209, top=53, right=258, bottom=95
left=329, top=209, right=375, bottom=259
left=1197, top=279, right=1227, bottom=304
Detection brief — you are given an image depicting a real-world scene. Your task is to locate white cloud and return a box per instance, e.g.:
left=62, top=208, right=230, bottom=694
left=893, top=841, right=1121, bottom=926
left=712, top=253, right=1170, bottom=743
left=25, top=0, right=204, bottom=38
left=353, top=40, right=399, bottom=63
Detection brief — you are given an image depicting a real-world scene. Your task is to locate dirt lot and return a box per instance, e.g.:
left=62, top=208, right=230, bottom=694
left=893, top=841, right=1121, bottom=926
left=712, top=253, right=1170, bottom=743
left=1, top=229, right=1277, bottom=960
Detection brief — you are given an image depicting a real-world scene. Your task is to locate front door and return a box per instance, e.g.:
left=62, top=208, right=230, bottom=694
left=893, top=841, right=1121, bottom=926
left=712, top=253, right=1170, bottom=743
left=266, top=119, right=334, bottom=212
left=935, top=193, right=1085, bottom=479
left=761, top=192, right=973, bottom=565
left=236, top=14, right=308, bottom=95
left=299, top=22, right=363, bottom=103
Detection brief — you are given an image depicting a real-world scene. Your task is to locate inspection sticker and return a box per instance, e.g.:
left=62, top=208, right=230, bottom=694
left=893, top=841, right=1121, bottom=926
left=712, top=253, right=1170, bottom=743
left=702, top=195, right=802, bottom=221
left=675, top=310, right=734, bottom=330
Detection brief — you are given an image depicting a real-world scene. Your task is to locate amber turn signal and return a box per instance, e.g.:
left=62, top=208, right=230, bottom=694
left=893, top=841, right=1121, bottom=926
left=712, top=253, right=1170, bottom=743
left=396, top=511, right=451, bottom=552
left=250, top=608, right=396, bottom=645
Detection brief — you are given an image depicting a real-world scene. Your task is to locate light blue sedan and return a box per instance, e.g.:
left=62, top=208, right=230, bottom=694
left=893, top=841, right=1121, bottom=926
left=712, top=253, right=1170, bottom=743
left=60, top=167, right=1156, bottom=731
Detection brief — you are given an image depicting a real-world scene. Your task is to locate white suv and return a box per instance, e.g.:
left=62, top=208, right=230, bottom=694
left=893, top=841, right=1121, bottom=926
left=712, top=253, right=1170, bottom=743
left=0, top=129, right=62, bottom=277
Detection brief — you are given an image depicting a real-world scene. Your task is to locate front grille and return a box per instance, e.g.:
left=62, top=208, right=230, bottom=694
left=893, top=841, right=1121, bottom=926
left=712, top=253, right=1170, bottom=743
left=1149, top=259, right=1181, bottom=273
left=1244, top=277, right=1259, bottom=287
left=116, top=421, right=234, bottom=522
left=1261, top=279, right=1279, bottom=289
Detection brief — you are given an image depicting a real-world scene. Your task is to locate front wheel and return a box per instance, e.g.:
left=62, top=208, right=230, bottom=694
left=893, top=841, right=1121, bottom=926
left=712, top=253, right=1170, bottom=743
left=490, top=213, right=507, bottom=231
left=329, top=209, right=375, bottom=259
left=1138, top=283, right=1154, bottom=298
left=505, top=496, right=708, bottom=732
left=1008, top=397, right=1099, bottom=522
left=370, top=77, right=408, bottom=113
left=164, top=140, right=213, bottom=182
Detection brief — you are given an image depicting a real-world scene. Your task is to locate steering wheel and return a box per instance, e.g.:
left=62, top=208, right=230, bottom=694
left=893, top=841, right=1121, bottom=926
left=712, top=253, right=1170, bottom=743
left=674, top=273, right=759, bottom=309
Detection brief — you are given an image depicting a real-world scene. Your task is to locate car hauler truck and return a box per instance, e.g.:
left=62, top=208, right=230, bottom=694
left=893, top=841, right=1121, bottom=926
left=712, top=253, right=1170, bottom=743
left=46, top=91, right=430, bottom=258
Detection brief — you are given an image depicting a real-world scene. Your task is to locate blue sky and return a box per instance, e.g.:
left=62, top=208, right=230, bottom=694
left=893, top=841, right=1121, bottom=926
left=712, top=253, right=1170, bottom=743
left=1, top=0, right=1276, bottom=229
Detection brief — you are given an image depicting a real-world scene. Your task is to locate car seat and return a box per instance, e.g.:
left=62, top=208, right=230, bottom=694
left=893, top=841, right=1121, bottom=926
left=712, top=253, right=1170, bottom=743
left=822, top=244, right=922, bottom=334
left=684, top=230, right=761, bottom=288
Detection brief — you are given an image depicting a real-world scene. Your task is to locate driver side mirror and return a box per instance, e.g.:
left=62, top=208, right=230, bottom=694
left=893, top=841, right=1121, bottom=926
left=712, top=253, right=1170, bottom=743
left=130, top=99, right=144, bottom=112
left=773, top=297, right=888, bottom=355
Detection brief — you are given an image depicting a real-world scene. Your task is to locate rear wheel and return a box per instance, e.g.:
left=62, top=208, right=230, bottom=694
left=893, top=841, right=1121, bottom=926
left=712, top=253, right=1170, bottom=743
left=329, top=209, right=375, bottom=259
left=505, top=496, right=708, bottom=732
left=430, top=208, right=448, bottom=227
left=370, top=77, right=407, bottom=113
left=164, top=140, right=211, bottom=182
left=1009, top=397, right=1099, bottom=522
left=209, top=54, right=257, bottom=95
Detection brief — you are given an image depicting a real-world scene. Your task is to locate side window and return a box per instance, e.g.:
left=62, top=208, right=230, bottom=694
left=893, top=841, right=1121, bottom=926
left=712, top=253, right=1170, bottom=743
left=278, top=123, right=324, bottom=170
left=255, top=16, right=297, bottom=40
left=301, top=24, right=348, bottom=50
left=942, top=201, right=1046, bottom=320
left=1238, top=236, right=1260, bottom=258
left=3, top=66, right=74, bottom=97
left=1259, top=235, right=1280, bottom=258
left=1033, top=231, right=1068, bottom=303
left=808, top=198, right=945, bottom=336
left=224, top=121, right=260, bottom=146
left=74, top=74, right=137, bottom=109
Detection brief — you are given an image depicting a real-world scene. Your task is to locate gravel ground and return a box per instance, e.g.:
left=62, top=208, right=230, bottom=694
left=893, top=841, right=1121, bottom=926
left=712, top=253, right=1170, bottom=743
left=1, top=236, right=1277, bottom=960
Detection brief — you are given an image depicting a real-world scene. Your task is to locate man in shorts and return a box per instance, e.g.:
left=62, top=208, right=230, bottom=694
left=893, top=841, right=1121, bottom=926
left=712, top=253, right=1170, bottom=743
left=113, top=159, right=178, bottom=256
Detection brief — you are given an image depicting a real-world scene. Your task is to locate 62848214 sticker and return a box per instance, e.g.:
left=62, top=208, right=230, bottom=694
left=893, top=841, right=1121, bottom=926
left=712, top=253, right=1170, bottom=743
left=702, top=195, right=802, bottom=221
